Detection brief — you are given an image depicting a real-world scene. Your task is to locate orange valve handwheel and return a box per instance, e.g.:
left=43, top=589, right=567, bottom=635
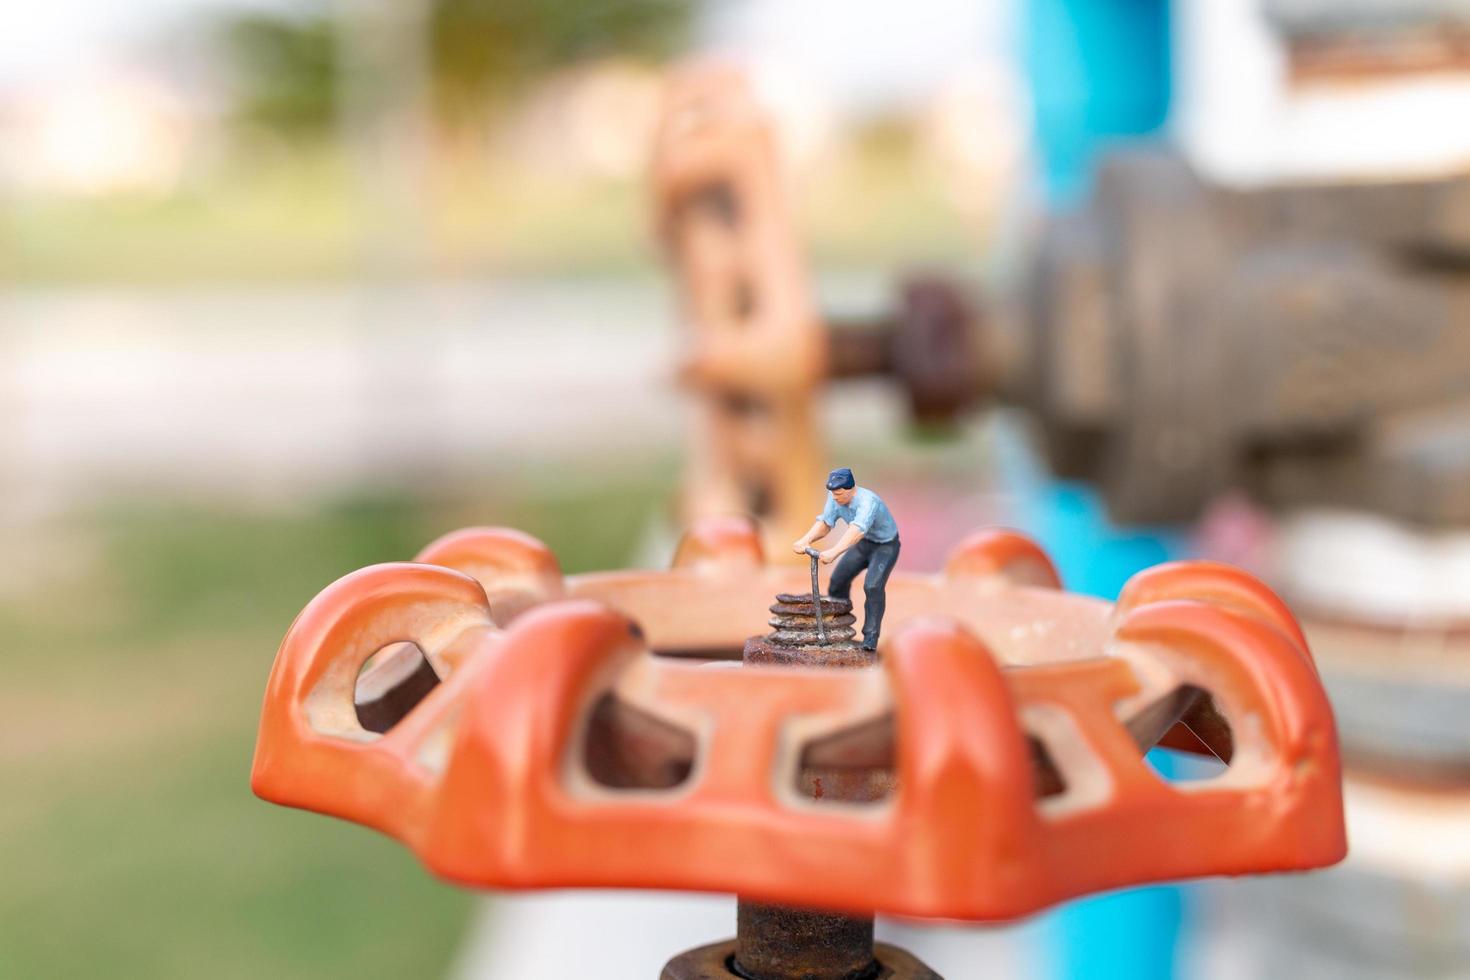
left=252, top=519, right=1345, bottom=976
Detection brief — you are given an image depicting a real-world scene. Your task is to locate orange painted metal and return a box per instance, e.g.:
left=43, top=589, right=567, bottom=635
left=943, top=527, right=1063, bottom=589
left=415, top=526, right=563, bottom=625
left=252, top=519, right=1346, bottom=920
left=652, top=64, right=827, bottom=558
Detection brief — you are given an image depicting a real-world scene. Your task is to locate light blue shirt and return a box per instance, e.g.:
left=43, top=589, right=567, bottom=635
left=819, top=487, right=899, bottom=543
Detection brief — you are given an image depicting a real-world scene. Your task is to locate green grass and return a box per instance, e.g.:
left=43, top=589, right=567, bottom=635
left=0, top=126, right=977, bottom=286
left=0, top=468, right=672, bottom=978
left=0, top=149, right=363, bottom=286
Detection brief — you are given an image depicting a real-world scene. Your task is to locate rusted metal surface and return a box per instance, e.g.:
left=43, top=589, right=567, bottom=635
left=743, top=636, right=874, bottom=668
left=1217, top=175, right=1470, bottom=256
left=652, top=65, right=826, bottom=556
left=826, top=277, right=985, bottom=427
left=1018, top=150, right=1470, bottom=525
left=1264, top=1, right=1470, bottom=82
left=744, top=591, right=866, bottom=666
left=574, top=554, right=898, bottom=980
left=582, top=682, right=1231, bottom=808
left=803, top=549, right=829, bottom=644
left=755, top=632, right=863, bottom=664
left=732, top=570, right=894, bottom=980
left=1284, top=27, right=1470, bottom=82
left=353, top=641, right=439, bottom=734
left=795, top=715, right=896, bottom=805
left=734, top=903, right=880, bottom=980
left=888, top=278, right=985, bottom=426
left=402, top=525, right=1253, bottom=810
left=582, top=693, right=697, bottom=791
left=396, top=527, right=1276, bottom=822
left=661, top=939, right=940, bottom=980
left=825, top=320, right=891, bottom=379
left=654, top=68, right=1470, bottom=527
left=770, top=611, right=858, bottom=636
left=710, top=528, right=903, bottom=808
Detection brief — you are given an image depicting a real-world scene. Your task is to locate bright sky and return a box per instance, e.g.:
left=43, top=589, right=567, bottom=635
left=0, top=0, right=1011, bottom=108
left=0, top=0, right=300, bottom=86
left=706, top=0, right=1011, bottom=111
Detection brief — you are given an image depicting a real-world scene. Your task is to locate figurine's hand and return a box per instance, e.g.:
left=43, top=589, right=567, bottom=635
left=819, top=548, right=839, bottom=565
left=792, top=540, right=808, bottom=556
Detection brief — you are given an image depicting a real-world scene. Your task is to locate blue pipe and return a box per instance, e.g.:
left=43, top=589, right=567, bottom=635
left=1015, top=4, right=1183, bottom=974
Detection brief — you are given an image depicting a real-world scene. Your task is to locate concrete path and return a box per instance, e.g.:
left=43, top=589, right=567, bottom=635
left=0, top=277, right=682, bottom=514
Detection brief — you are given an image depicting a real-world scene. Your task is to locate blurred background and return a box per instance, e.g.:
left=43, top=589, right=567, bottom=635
left=6, top=0, right=1470, bottom=978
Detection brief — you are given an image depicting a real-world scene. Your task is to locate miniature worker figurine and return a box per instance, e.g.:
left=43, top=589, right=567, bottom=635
left=791, top=467, right=900, bottom=651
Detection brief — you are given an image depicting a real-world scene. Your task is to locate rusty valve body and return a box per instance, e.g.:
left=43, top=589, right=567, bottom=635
left=823, top=277, right=985, bottom=428
left=728, top=549, right=908, bottom=980
left=251, top=519, right=1346, bottom=978
left=663, top=935, right=939, bottom=980
left=745, top=593, right=865, bottom=667
left=1014, top=151, right=1470, bottom=524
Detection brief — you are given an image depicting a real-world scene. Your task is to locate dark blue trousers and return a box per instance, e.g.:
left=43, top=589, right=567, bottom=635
left=827, top=537, right=901, bottom=649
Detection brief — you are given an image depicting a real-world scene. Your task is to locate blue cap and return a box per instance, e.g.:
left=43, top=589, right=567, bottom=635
left=825, top=467, right=855, bottom=491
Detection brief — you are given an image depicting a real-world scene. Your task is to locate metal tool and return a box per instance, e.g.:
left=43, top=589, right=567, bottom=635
left=802, top=546, right=827, bottom=645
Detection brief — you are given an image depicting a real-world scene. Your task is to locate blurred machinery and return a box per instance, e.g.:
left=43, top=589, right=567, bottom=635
left=653, top=66, right=984, bottom=560
left=1017, top=149, right=1470, bottom=527
left=654, top=31, right=1470, bottom=972
left=1026, top=5, right=1470, bottom=973
left=253, top=521, right=1344, bottom=980
left=653, top=66, right=827, bottom=557
left=659, top=86, right=1470, bottom=531
left=1267, top=0, right=1470, bottom=84
left=1014, top=147, right=1470, bottom=975
left=1199, top=5, right=1470, bottom=975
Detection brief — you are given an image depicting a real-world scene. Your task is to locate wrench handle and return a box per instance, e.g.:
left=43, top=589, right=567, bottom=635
left=803, top=549, right=827, bottom=645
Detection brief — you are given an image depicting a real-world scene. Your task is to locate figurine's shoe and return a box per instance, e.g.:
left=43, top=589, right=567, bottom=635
left=861, top=642, right=877, bottom=652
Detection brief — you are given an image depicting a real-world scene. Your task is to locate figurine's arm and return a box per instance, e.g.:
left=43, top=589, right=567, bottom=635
left=792, top=520, right=832, bottom=554
left=818, top=524, right=864, bottom=564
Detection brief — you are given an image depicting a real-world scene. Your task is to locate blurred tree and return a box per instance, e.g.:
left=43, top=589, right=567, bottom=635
left=221, top=13, right=340, bottom=135
left=430, top=0, right=692, bottom=122
left=218, top=0, right=692, bottom=136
